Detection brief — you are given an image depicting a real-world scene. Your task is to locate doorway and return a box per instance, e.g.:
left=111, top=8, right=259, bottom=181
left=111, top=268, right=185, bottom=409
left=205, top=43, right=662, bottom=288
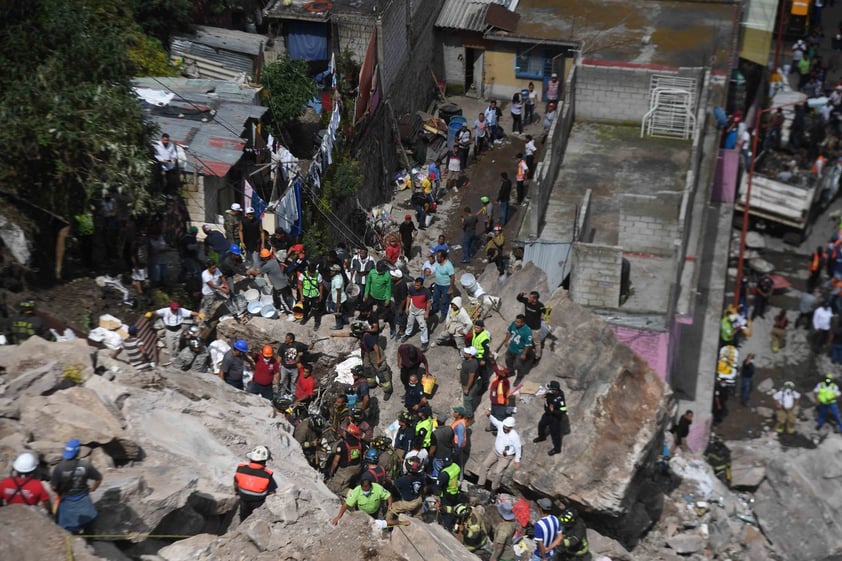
left=464, top=47, right=484, bottom=98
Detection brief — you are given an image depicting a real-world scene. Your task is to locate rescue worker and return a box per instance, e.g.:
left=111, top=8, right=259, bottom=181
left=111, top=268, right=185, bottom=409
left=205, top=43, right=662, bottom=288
left=394, top=411, right=416, bottom=460
left=386, top=456, right=425, bottom=524
left=247, top=345, right=280, bottom=400
left=485, top=224, right=506, bottom=275
left=351, top=365, right=372, bottom=418
left=453, top=503, right=489, bottom=552
left=415, top=405, right=436, bottom=449
left=472, top=319, right=492, bottom=392
left=372, top=435, right=401, bottom=482
left=218, top=339, right=253, bottom=390
left=172, top=337, right=210, bottom=372
left=223, top=203, right=242, bottom=245
left=9, top=299, right=47, bottom=344
left=50, top=439, right=102, bottom=534
left=363, top=448, right=388, bottom=486
left=233, top=445, right=277, bottom=521
left=298, top=262, right=324, bottom=329
left=145, top=301, right=202, bottom=355
left=489, top=500, right=518, bottom=561
left=436, top=455, right=461, bottom=530
left=328, top=394, right=351, bottom=437
left=433, top=296, right=473, bottom=351
left=813, top=374, right=842, bottom=432
left=351, top=407, right=374, bottom=442
left=0, top=452, right=50, bottom=511
left=405, top=373, right=429, bottom=413
left=331, top=472, right=392, bottom=524
left=178, top=324, right=203, bottom=352
left=429, top=422, right=454, bottom=478
left=488, top=361, right=512, bottom=425
left=773, top=381, right=800, bottom=434
left=534, top=380, right=569, bottom=456
left=328, top=423, right=364, bottom=494
left=751, top=273, right=774, bottom=320
left=478, top=414, right=521, bottom=492
left=219, top=244, right=247, bottom=297
left=293, top=414, right=325, bottom=469
left=549, top=508, right=591, bottom=560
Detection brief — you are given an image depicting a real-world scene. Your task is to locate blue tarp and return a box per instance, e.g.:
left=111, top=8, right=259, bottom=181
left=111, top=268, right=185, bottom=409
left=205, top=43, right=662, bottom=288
left=287, top=22, right=328, bottom=61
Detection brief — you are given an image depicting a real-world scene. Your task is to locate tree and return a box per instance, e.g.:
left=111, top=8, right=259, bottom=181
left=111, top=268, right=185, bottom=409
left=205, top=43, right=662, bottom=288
left=0, top=0, right=159, bottom=219
left=261, top=55, right=318, bottom=136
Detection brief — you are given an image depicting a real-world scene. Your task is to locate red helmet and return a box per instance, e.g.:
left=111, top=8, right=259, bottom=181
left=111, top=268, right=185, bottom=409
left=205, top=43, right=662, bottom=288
left=346, top=424, right=363, bottom=439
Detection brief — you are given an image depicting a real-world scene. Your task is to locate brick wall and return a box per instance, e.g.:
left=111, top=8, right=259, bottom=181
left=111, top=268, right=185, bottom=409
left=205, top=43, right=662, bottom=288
left=574, top=63, right=701, bottom=123
left=570, top=242, right=623, bottom=308
left=618, top=193, right=681, bottom=255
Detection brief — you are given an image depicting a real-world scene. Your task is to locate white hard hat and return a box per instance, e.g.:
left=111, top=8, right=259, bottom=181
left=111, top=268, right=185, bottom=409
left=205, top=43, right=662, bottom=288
left=245, top=206, right=255, bottom=214
left=247, top=445, right=270, bottom=462
left=502, top=417, right=516, bottom=428
left=230, top=203, right=242, bottom=212
left=13, top=452, right=37, bottom=474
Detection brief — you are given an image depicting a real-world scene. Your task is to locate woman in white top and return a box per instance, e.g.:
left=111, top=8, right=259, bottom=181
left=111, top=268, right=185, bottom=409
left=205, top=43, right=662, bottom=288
left=525, top=82, right=539, bottom=125
left=510, top=93, right=523, bottom=134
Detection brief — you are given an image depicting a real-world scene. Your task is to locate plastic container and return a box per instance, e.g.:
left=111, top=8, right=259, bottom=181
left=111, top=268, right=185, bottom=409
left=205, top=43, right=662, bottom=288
left=438, top=103, right=462, bottom=125
left=244, top=289, right=260, bottom=302
left=260, top=305, right=278, bottom=318
left=447, top=116, right=468, bottom=151
left=247, top=301, right=263, bottom=315
left=421, top=373, right=437, bottom=396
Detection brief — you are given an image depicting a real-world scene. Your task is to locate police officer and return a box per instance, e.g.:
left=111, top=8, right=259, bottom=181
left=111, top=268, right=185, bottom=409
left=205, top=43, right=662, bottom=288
left=9, top=299, right=47, bottom=344
left=233, top=445, right=277, bottom=521
left=534, top=380, right=568, bottom=456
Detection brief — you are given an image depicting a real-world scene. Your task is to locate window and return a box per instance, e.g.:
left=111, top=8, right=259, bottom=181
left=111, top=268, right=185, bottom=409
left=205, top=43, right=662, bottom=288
left=515, top=50, right=544, bottom=79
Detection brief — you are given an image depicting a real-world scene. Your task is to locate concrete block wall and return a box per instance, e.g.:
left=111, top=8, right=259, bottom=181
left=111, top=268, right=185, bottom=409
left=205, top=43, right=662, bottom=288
left=574, top=63, right=700, bottom=123
left=379, top=0, right=409, bottom=95
left=570, top=242, right=623, bottom=308
left=382, top=0, right=443, bottom=114
left=335, top=13, right=373, bottom=63
left=618, top=193, right=681, bottom=255
left=441, top=35, right=464, bottom=85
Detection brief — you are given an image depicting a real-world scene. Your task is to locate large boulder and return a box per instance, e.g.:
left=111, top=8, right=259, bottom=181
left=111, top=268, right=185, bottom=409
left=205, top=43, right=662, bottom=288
left=753, top=437, right=842, bottom=561
left=462, top=263, right=672, bottom=547
left=0, top=336, right=94, bottom=400
left=0, top=505, right=107, bottom=561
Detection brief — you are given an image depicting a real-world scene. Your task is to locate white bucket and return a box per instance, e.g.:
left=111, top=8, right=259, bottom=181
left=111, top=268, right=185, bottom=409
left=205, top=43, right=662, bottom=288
left=460, top=273, right=477, bottom=292
left=247, top=301, right=263, bottom=315
left=244, top=289, right=260, bottom=302
left=259, top=295, right=274, bottom=306
left=260, top=305, right=278, bottom=318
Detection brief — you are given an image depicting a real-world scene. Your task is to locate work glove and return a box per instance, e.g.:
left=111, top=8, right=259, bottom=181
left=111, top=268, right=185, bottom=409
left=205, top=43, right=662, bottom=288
left=145, top=312, right=153, bottom=319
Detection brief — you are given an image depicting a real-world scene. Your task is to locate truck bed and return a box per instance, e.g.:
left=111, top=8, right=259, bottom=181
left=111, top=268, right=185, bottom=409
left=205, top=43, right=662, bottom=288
left=735, top=171, right=816, bottom=230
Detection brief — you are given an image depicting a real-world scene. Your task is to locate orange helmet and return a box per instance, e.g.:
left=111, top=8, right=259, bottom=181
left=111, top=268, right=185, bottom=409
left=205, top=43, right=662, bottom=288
left=346, top=424, right=363, bottom=439
left=259, top=248, right=272, bottom=259
left=262, top=344, right=274, bottom=358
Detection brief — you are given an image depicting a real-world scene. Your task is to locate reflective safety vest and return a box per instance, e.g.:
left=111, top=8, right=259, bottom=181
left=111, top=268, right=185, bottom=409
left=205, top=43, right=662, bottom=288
left=367, top=465, right=387, bottom=485
left=490, top=375, right=510, bottom=406
left=234, top=462, right=273, bottom=497
left=416, top=417, right=434, bottom=448
left=301, top=273, right=320, bottom=298
left=472, top=330, right=491, bottom=359
left=462, top=508, right=487, bottom=551
left=342, top=438, right=363, bottom=465
left=810, top=250, right=823, bottom=273
left=451, top=418, right=467, bottom=447
left=441, top=463, right=460, bottom=495
left=818, top=381, right=839, bottom=404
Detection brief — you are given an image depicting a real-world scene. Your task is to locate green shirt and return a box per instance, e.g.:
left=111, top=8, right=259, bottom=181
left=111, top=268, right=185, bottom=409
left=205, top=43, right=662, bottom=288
left=364, top=269, right=392, bottom=301
left=346, top=482, right=391, bottom=515
left=506, top=322, right=533, bottom=354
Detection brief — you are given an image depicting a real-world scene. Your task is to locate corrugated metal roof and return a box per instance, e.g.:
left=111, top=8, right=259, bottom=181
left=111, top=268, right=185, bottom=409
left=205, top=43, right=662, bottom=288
left=435, top=0, right=518, bottom=32
left=133, top=80, right=268, bottom=177
left=171, top=39, right=255, bottom=77
left=177, top=25, right=266, bottom=55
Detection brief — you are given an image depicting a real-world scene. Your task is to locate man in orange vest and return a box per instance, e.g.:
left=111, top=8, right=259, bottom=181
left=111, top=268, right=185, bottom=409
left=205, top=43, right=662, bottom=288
left=234, top=445, right=277, bottom=521
left=488, top=361, right=512, bottom=426
left=808, top=246, right=826, bottom=292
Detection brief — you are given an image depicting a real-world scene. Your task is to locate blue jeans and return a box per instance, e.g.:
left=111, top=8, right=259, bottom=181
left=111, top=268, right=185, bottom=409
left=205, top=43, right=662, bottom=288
left=433, top=283, right=451, bottom=321
left=817, top=402, right=842, bottom=430
left=740, top=376, right=753, bottom=404
left=462, top=233, right=475, bottom=260
left=832, top=344, right=842, bottom=365
left=499, top=202, right=510, bottom=225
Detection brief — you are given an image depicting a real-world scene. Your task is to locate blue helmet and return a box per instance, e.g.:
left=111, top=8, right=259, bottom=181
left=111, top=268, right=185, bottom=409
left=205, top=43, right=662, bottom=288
left=365, top=448, right=380, bottom=464
left=233, top=339, right=248, bottom=353
left=229, top=244, right=242, bottom=256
